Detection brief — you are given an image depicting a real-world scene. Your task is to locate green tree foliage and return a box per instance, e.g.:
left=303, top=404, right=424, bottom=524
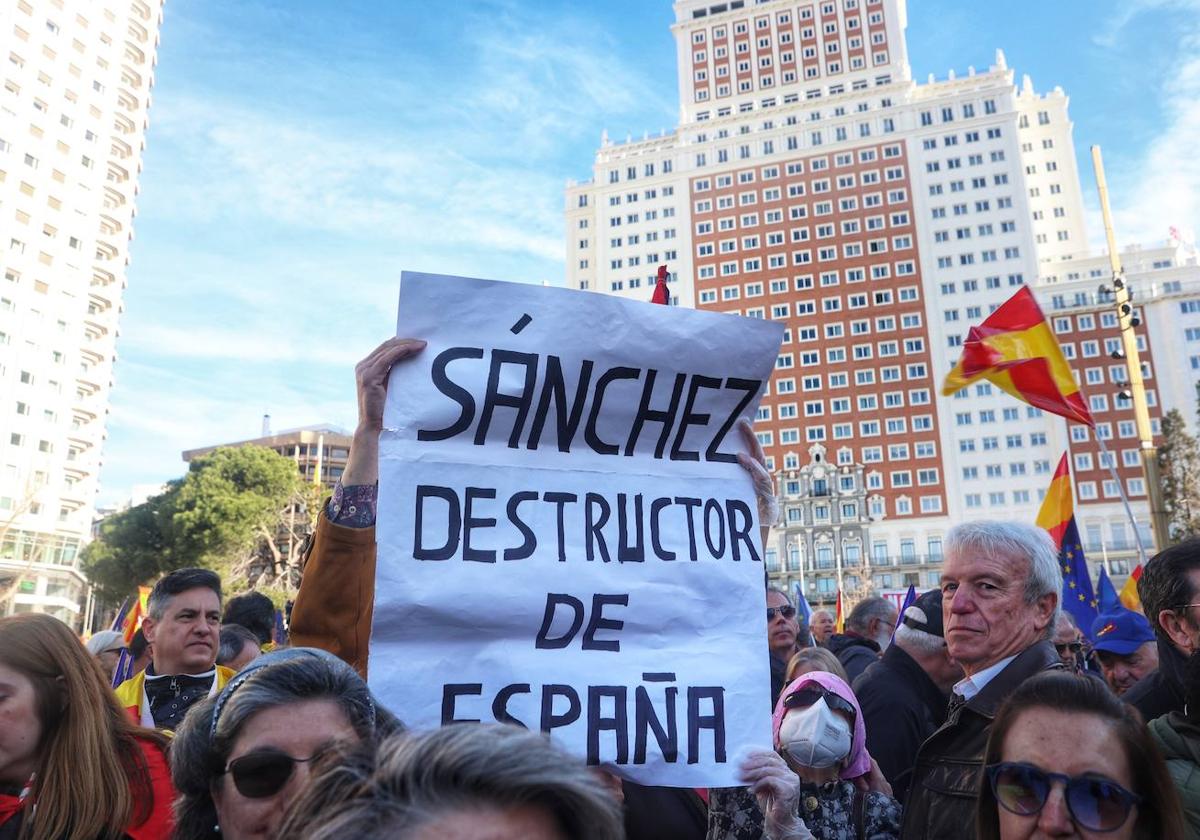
left=1159, top=408, right=1200, bottom=540
left=83, top=446, right=315, bottom=601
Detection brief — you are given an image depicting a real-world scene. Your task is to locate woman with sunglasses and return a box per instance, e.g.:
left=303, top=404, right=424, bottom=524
left=170, top=647, right=402, bottom=840
left=0, top=613, right=173, bottom=840
left=978, top=671, right=1184, bottom=840
left=708, top=671, right=900, bottom=840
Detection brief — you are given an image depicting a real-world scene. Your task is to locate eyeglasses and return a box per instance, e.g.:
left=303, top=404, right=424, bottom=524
left=223, top=748, right=323, bottom=799
left=1054, top=642, right=1082, bottom=655
left=783, top=686, right=857, bottom=721
left=986, top=762, right=1142, bottom=832
left=767, top=605, right=796, bottom=621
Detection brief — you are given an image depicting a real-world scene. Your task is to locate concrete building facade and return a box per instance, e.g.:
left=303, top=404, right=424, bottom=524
left=566, top=0, right=1196, bottom=607
left=0, top=0, right=164, bottom=625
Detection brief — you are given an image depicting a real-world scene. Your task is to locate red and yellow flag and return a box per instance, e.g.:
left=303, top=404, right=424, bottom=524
left=834, top=590, right=844, bottom=634
left=1035, top=453, right=1075, bottom=545
left=1119, top=565, right=1142, bottom=612
left=942, top=286, right=1093, bottom=426
left=121, top=586, right=151, bottom=644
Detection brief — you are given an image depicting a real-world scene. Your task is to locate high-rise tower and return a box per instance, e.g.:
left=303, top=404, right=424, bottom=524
left=0, top=0, right=165, bottom=625
left=567, top=0, right=1197, bottom=605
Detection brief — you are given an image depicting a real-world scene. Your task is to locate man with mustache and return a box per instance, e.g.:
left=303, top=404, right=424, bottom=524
left=115, top=567, right=235, bottom=732
left=900, top=521, right=1062, bottom=840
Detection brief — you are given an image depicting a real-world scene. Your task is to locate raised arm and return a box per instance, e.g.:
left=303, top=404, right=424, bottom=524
left=290, top=337, right=425, bottom=677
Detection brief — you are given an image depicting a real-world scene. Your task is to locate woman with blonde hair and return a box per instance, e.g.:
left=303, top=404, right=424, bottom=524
left=0, top=613, right=173, bottom=840
left=786, top=646, right=849, bottom=684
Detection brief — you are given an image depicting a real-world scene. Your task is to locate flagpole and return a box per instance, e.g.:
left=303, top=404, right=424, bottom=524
left=1091, top=146, right=1169, bottom=551
left=1092, top=428, right=1149, bottom=567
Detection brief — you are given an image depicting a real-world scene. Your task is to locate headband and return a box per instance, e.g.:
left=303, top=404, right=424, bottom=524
left=208, top=647, right=376, bottom=740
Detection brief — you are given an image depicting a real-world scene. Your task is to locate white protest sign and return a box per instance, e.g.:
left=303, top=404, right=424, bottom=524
left=373, top=271, right=784, bottom=787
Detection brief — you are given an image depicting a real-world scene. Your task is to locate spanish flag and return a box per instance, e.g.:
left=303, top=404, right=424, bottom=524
left=1119, top=564, right=1142, bottom=612
left=120, top=586, right=151, bottom=644
left=1037, top=454, right=1099, bottom=637
left=834, top=590, right=844, bottom=634
left=942, top=287, right=1093, bottom=427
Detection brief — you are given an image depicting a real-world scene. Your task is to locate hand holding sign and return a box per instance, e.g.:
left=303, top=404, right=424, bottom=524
left=373, top=272, right=783, bottom=787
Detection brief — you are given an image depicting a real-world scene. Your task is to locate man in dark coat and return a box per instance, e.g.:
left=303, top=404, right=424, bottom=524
left=900, top=522, right=1062, bottom=840
left=1124, top=537, right=1200, bottom=720
left=853, top=589, right=962, bottom=803
left=826, top=596, right=897, bottom=683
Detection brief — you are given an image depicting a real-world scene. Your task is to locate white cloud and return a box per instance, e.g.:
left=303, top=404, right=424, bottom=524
left=1091, top=1, right=1200, bottom=246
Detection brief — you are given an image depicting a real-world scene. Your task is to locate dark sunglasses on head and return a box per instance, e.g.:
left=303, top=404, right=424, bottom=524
left=986, top=762, right=1142, bottom=832
left=767, top=605, right=796, bottom=621
left=223, top=748, right=323, bottom=799
left=783, top=685, right=857, bottom=720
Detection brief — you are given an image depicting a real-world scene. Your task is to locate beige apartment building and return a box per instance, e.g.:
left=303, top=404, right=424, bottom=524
left=0, top=0, right=164, bottom=626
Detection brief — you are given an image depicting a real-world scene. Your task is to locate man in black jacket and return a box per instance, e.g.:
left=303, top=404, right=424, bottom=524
left=853, top=588, right=961, bottom=803
left=826, top=596, right=897, bottom=683
left=900, top=522, right=1062, bottom=840
left=1124, top=537, right=1200, bottom=720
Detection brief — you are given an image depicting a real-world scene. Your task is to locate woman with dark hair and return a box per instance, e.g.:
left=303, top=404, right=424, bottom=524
left=170, top=647, right=401, bottom=840
left=278, top=724, right=623, bottom=839
left=978, top=671, right=1185, bottom=840
left=0, top=613, right=172, bottom=840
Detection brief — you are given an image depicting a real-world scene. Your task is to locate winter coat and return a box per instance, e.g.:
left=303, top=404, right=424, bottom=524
left=853, top=644, right=949, bottom=804
left=900, top=641, right=1063, bottom=840
left=1125, top=638, right=1187, bottom=722
left=826, top=633, right=881, bottom=684
left=1149, top=712, right=1200, bottom=839
left=707, top=780, right=900, bottom=840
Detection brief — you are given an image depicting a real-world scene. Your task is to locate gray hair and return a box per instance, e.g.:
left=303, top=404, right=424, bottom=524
left=846, top=596, right=895, bottom=634
left=945, top=520, right=1061, bottom=633
left=85, top=629, right=124, bottom=657
left=894, top=623, right=946, bottom=657
left=170, top=653, right=401, bottom=840
left=146, top=567, right=222, bottom=620
left=1056, top=611, right=1078, bottom=632
left=278, top=725, right=624, bottom=840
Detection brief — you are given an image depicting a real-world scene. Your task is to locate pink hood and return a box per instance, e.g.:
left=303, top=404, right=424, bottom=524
left=772, top=670, right=872, bottom=780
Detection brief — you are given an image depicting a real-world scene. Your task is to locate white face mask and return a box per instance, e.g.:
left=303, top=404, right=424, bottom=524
left=778, top=697, right=853, bottom=769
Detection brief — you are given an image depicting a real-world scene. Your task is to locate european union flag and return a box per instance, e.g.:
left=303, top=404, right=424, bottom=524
left=1060, top=518, right=1099, bottom=639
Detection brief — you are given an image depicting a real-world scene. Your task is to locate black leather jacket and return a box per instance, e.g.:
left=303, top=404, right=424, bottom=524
left=900, top=641, right=1063, bottom=840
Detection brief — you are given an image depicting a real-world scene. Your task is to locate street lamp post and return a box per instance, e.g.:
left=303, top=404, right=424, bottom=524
left=1090, top=146, right=1170, bottom=553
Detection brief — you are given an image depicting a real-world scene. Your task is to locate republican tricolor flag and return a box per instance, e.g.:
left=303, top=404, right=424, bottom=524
left=942, top=286, right=1093, bottom=427
left=1037, top=454, right=1099, bottom=637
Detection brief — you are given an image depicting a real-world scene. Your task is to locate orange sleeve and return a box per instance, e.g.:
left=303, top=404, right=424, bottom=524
left=290, top=515, right=377, bottom=679
left=125, top=739, right=175, bottom=840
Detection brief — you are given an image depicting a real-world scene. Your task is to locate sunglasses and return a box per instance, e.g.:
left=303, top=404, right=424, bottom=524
left=986, top=762, right=1142, bottom=832
left=783, top=686, right=857, bottom=720
left=223, top=748, right=323, bottom=799
left=1054, top=642, right=1082, bottom=655
left=767, top=605, right=796, bottom=621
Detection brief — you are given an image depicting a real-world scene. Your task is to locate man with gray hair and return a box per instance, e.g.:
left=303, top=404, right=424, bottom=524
left=114, top=567, right=236, bottom=731
left=900, top=521, right=1062, bottom=840
left=826, top=595, right=898, bottom=683
left=853, top=588, right=962, bottom=803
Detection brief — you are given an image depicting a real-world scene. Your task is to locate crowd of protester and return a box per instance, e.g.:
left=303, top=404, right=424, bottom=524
left=3, top=337, right=1199, bottom=839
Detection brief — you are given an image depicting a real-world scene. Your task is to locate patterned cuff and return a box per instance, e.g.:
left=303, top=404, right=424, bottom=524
left=326, top=482, right=377, bottom=528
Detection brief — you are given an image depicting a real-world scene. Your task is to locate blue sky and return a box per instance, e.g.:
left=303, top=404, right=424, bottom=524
left=100, top=0, right=1200, bottom=503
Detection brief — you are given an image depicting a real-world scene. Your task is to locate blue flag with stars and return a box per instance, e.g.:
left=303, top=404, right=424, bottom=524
left=1060, top=518, right=1099, bottom=639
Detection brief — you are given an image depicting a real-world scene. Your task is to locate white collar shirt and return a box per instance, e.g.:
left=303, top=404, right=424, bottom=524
left=953, top=654, right=1018, bottom=703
